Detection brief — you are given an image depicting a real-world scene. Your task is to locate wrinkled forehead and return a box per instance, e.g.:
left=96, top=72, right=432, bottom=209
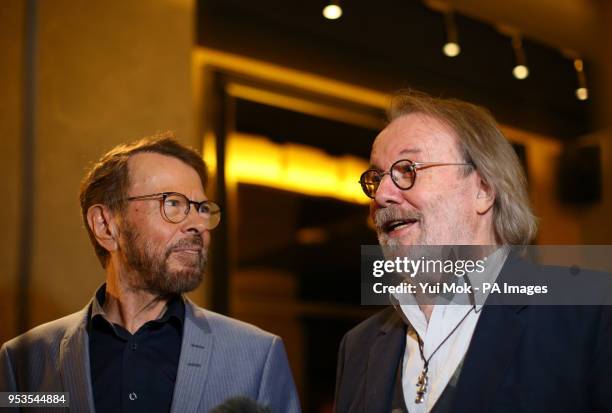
left=370, top=113, right=462, bottom=168
left=126, top=152, right=205, bottom=196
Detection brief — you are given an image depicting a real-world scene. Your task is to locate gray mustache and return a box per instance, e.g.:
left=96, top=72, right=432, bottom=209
left=374, top=206, right=421, bottom=229
left=170, top=237, right=204, bottom=251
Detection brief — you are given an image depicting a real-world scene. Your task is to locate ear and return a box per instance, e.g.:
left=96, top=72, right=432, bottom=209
left=475, top=174, right=495, bottom=215
left=87, top=204, right=120, bottom=253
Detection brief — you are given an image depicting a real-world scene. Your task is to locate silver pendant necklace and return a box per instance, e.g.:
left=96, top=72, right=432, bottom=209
left=415, top=306, right=475, bottom=404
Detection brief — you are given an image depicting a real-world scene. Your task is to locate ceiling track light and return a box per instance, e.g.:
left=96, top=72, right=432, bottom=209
left=442, top=10, right=461, bottom=57
left=496, top=25, right=530, bottom=80
left=573, top=58, right=589, bottom=101
left=323, top=0, right=342, bottom=20
left=511, top=34, right=529, bottom=79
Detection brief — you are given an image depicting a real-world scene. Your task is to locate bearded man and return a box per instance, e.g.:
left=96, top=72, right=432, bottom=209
left=334, top=91, right=612, bottom=413
left=0, top=135, right=300, bottom=413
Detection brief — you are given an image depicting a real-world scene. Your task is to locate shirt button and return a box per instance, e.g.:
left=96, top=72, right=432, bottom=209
left=130, top=342, right=138, bottom=350
left=129, top=392, right=137, bottom=401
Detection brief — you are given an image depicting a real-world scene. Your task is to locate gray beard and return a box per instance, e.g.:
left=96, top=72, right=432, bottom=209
left=374, top=205, right=424, bottom=247
left=119, top=224, right=206, bottom=296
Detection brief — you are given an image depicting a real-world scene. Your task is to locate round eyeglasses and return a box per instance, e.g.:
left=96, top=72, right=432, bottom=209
left=126, top=192, right=221, bottom=229
left=359, top=159, right=474, bottom=199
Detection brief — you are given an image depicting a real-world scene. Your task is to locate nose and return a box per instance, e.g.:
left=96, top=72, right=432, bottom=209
left=181, top=206, right=209, bottom=237
left=374, top=173, right=404, bottom=207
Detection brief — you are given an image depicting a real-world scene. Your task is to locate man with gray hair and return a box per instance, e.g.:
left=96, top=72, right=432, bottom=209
left=0, top=135, right=300, bottom=412
left=334, top=91, right=611, bottom=412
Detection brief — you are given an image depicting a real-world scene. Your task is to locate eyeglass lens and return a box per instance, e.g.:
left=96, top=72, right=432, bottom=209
left=162, top=193, right=220, bottom=229
left=360, top=160, right=416, bottom=198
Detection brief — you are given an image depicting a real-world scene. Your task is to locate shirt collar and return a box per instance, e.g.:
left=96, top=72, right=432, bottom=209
left=391, top=246, right=509, bottom=327
left=90, top=283, right=185, bottom=329
left=468, top=246, right=509, bottom=311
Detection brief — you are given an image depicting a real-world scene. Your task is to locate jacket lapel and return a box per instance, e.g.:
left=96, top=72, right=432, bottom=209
left=170, top=298, right=214, bottom=413
left=364, top=310, right=407, bottom=413
left=451, top=305, right=523, bottom=413
left=452, top=257, right=528, bottom=413
left=59, top=302, right=96, bottom=412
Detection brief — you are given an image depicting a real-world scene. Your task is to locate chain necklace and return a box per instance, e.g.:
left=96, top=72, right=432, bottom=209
left=415, top=306, right=475, bottom=404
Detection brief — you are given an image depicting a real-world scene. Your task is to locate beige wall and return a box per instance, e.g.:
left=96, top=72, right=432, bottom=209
left=0, top=0, right=25, bottom=343
left=1, top=0, right=196, bottom=338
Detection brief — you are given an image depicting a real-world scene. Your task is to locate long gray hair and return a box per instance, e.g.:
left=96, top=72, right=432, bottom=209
left=388, top=90, right=538, bottom=244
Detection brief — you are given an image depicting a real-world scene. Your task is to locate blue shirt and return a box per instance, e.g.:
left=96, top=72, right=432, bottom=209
left=88, top=285, right=184, bottom=413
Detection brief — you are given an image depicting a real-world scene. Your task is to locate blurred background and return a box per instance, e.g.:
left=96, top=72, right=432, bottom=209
left=1, top=0, right=612, bottom=411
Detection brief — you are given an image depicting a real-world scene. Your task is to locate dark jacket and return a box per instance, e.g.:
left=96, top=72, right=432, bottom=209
left=335, top=259, right=612, bottom=413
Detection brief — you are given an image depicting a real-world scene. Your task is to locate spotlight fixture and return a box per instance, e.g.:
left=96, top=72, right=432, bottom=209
left=511, top=34, right=529, bottom=79
left=573, top=58, right=589, bottom=101
left=323, top=0, right=342, bottom=20
left=442, top=11, right=461, bottom=57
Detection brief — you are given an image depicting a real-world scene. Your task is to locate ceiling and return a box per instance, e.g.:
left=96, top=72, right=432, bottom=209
left=443, top=0, right=600, bottom=59
left=198, top=0, right=598, bottom=139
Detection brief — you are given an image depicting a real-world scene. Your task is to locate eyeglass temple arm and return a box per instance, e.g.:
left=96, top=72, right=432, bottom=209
left=126, top=193, right=167, bottom=201
left=412, top=161, right=474, bottom=170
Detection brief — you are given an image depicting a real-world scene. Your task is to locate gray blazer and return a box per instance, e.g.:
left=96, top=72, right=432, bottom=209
left=0, top=296, right=301, bottom=413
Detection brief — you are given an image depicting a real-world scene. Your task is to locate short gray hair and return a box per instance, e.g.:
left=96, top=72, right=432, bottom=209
left=388, top=90, right=538, bottom=244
